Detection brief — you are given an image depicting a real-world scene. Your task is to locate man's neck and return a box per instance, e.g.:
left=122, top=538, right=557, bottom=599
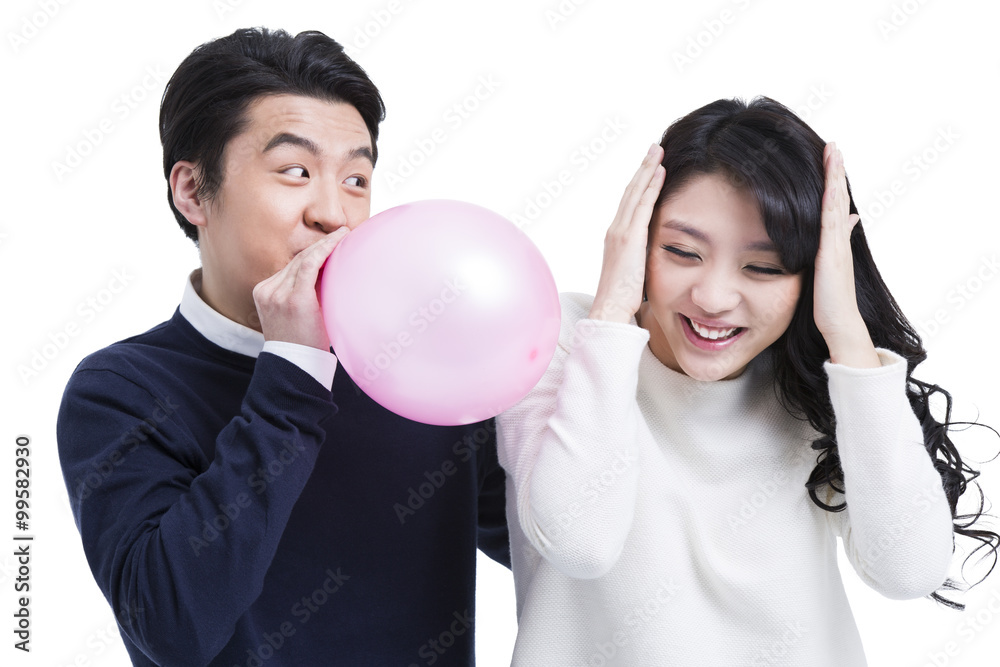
left=194, top=267, right=263, bottom=333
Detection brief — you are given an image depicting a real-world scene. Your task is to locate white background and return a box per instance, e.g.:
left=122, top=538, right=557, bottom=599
left=2, top=0, right=999, bottom=665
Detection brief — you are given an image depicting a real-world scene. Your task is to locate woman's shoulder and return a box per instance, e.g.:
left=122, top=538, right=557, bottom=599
left=556, top=292, right=598, bottom=343
left=553, top=292, right=647, bottom=355
left=558, top=292, right=596, bottom=324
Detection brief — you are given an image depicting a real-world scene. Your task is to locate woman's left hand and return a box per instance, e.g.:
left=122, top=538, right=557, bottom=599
left=812, top=142, right=881, bottom=368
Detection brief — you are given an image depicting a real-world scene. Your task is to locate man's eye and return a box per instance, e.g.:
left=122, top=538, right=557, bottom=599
left=344, top=175, right=368, bottom=187
left=283, top=166, right=308, bottom=178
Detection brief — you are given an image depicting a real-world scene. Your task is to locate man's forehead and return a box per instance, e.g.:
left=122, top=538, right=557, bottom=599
left=241, top=94, right=370, bottom=149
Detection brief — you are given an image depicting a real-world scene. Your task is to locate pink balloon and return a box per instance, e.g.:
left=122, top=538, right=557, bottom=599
left=320, top=199, right=561, bottom=426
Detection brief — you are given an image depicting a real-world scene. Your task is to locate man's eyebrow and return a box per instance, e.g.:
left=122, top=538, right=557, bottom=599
left=262, top=133, right=374, bottom=167
left=661, top=218, right=777, bottom=252
left=262, top=132, right=321, bottom=156
left=346, top=145, right=375, bottom=167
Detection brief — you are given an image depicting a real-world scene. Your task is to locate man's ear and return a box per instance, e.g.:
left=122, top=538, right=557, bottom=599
left=170, top=160, right=208, bottom=229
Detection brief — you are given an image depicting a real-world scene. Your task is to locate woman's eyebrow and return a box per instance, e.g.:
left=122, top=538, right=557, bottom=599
left=744, top=238, right=777, bottom=252
left=660, top=219, right=709, bottom=243
left=661, top=218, right=777, bottom=252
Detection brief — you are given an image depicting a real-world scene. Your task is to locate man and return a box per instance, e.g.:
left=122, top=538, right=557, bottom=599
left=57, top=27, right=509, bottom=666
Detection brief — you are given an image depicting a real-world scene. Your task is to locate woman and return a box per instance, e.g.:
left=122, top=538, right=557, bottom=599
left=497, top=97, right=998, bottom=666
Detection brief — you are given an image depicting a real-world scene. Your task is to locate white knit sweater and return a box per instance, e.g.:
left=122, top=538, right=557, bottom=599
left=496, top=292, right=955, bottom=666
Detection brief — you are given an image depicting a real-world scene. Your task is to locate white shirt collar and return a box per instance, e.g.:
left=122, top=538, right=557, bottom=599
left=178, top=269, right=265, bottom=358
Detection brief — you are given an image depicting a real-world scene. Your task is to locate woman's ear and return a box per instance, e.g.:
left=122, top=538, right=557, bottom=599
left=169, top=160, right=208, bottom=229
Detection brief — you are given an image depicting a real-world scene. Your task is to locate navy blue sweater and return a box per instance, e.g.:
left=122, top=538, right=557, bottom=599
left=57, top=308, right=510, bottom=666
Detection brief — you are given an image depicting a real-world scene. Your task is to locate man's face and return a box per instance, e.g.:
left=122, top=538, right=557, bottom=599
left=197, top=94, right=374, bottom=322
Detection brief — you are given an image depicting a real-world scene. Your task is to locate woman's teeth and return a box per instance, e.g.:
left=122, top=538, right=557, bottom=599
left=688, top=318, right=740, bottom=340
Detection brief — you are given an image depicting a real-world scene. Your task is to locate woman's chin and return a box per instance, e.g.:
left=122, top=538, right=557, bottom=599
left=674, top=354, right=749, bottom=382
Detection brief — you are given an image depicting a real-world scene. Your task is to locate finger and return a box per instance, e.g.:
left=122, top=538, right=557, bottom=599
left=289, top=228, right=350, bottom=291
left=822, top=142, right=840, bottom=210
left=834, top=149, right=851, bottom=224
left=614, top=145, right=661, bottom=224
left=613, top=144, right=664, bottom=228
left=257, top=228, right=349, bottom=299
left=630, top=164, right=666, bottom=228
left=821, top=144, right=850, bottom=225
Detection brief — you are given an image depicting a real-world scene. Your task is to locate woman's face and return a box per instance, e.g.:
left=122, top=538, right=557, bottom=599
left=638, top=172, right=803, bottom=381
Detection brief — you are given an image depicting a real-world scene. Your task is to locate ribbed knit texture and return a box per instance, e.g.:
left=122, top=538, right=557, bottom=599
left=58, top=308, right=509, bottom=666
left=497, top=292, right=953, bottom=666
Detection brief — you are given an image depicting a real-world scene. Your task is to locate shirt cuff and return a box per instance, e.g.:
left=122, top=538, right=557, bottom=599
left=261, top=341, right=338, bottom=390
left=823, top=347, right=908, bottom=378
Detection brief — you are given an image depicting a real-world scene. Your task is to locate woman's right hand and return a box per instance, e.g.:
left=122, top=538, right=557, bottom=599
left=588, top=143, right=665, bottom=323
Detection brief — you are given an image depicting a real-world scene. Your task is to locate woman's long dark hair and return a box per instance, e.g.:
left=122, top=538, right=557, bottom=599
left=652, top=96, right=998, bottom=609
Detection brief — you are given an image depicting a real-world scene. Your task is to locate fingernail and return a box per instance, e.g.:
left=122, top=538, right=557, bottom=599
left=648, top=143, right=659, bottom=156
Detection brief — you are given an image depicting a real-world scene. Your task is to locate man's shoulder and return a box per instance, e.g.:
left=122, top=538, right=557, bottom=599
left=71, top=310, right=198, bottom=382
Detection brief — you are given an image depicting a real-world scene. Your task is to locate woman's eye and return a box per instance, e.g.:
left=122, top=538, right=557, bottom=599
left=283, top=166, right=308, bottom=178
left=344, top=175, right=368, bottom=187
left=662, top=245, right=699, bottom=260
left=745, top=265, right=786, bottom=276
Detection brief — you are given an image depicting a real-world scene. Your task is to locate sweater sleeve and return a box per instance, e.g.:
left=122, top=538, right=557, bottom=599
left=497, top=295, right=649, bottom=579
left=476, top=419, right=512, bottom=568
left=57, top=352, right=336, bottom=666
left=824, top=348, right=955, bottom=600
